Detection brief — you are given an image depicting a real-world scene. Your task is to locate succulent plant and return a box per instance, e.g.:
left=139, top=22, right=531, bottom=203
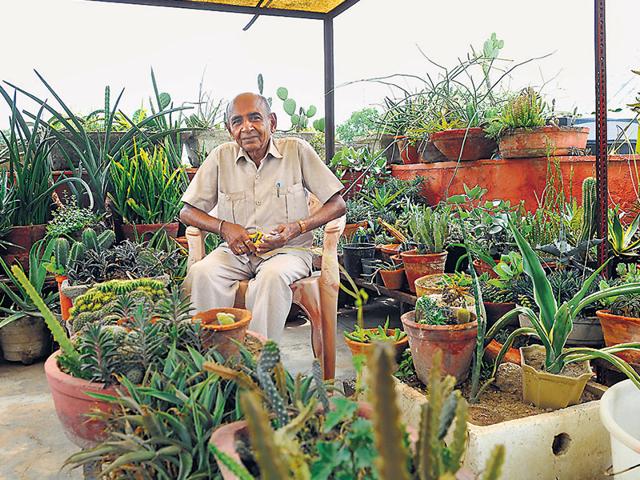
left=415, top=296, right=471, bottom=325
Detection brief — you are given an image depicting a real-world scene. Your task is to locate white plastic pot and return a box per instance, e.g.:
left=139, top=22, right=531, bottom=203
left=600, top=379, right=640, bottom=479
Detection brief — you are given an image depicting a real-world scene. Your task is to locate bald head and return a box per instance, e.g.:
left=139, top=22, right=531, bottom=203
left=225, top=92, right=271, bottom=125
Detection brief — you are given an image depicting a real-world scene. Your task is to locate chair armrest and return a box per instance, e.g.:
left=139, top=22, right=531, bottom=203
left=186, top=226, right=206, bottom=272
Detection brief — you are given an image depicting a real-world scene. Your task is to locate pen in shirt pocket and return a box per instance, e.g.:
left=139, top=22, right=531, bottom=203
left=276, top=180, right=282, bottom=198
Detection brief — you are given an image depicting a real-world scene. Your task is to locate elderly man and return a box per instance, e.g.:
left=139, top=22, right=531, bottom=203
left=181, top=92, right=346, bottom=341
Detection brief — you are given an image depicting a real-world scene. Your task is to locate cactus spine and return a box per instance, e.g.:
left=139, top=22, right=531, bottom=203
left=579, top=177, right=597, bottom=242
left=256, top=341, right=289, bottom=428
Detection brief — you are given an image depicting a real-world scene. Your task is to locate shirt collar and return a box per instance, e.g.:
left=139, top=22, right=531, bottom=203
left=235, top=138, right=283, bottom=163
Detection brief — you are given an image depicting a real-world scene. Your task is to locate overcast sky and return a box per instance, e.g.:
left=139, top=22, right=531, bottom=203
left=1, top=0, right=639, bottom=130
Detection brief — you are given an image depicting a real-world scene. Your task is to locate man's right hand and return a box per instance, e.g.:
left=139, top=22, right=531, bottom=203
left=220, top=222, right=257, bottom=255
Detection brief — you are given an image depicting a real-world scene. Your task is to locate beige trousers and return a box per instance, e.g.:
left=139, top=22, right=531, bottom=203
left=183, top=247, right=311, bottom=341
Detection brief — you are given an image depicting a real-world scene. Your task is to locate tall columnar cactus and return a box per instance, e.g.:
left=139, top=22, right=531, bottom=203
left=256, top=341, right=289, bottom=428
left=368, top=343, right=411, bottom=480
left=579, top=176, right=597, bottom=243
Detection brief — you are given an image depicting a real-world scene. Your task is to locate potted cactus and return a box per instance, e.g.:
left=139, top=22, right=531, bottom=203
left=401, top=205, right=450, bottom=293
left=401, top=296, right=478, bottom=384
left=343, top=317, right=408, bottom=361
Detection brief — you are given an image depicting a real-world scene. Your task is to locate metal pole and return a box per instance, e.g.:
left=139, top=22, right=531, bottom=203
left=594, top=0, right=608, bottom=267
left=323, top=18, right=335, bottom=163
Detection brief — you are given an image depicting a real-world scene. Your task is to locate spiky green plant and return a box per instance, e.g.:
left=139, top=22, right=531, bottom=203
left=486, top=219, right=640, bottom=385
left=407, top=205, right=450, bottom=254
left=578, top=177, right=597, bottom=243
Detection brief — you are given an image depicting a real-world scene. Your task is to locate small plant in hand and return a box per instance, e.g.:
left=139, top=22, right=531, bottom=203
left=343, top=317, right=406, bottom=344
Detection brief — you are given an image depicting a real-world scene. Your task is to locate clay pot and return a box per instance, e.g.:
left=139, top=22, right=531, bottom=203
left=0, top=315, right=50, bottom=364
left=44, top=351, right=121, bottom=448
left=390, top=254, right=403, bottom=266
left=472, top=258, right=498, bottom=278
left=484, top=301, right=516, bottom=328
left=498, top=126, right=589, bottom=159
left=2, top=224, right=47, bottom=256
left=55, top=274, right=73, bottom=322
left=520, top=345, right=592, bottom=410
left=401, top=310, right=478, bottom=384
left=417, top=138, right=448, bottom=163
left=484, top=339, right=521, bottom=365
left=430, top=127, right=496, bottom=162
left=400, top=249, right=448, bottom=293
left=380, top=267, right=405, bottom=290
left=596, top=310, right=640, bottom=365
left=193, top=308, right=252, bottom=359
left=342, top=221, right=369, bottom=241
left=379, top=243, right=401, bottom=257
left=414, top=273, right=444, bottom=297
left=186, top=167, right=199, bottom=182
left=396, top=136, right=420, bottom=164
left=340, top=169, right=367, bottom=200
left=119, top=222, right=179, bottom=241
left=344, top=329, right=409, bottom=362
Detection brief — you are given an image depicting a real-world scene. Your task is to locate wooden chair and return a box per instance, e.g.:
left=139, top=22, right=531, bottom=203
left=184, top=194, right=345, bottom=379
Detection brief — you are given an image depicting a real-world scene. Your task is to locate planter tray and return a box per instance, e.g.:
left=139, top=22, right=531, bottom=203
left=394, top=378, right=610, bottom=480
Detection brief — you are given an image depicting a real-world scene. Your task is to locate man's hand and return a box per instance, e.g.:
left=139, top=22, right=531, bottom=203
left=221, top=222, right=257, bottom=256
left=256, top=222, right=301, bottom=254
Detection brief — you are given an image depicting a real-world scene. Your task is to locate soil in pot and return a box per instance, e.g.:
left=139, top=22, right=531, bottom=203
left=430, top=127, right=497, bottom=162
left=342, top=242, right=376, bottom=278
left=401, top=250, right=448, bottom=293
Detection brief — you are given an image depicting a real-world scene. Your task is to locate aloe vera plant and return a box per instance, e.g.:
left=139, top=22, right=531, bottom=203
left=486, top=220, right=640, bottom=385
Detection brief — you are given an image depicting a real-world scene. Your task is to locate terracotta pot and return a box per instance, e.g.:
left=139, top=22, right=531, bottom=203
left=484, top=339, right=521, bottom=365
left=472, top=258, right=498, bottom=278
left=186, top=167, right=199, bottom=182
left=211, top=403, right=379, bottom=480
left=119, top=222, right=179, bottom=241
left=390, top=254, right=403, bottom=266
left=400, top=249, right=448, bottom=293
left=483, top=301, right=516, bottom=328
left=417, top=138, right=448, bottom=163
left=520, top=345, right=592, bottom=410
left=498, top=126, right=589, bottom=159
left=2, top=224, right=47, bottom=255
left=175, top=236, right=189, bottom=250
left=379, top=243, right=401, bottom=257
left=430, top=127, right=496, bottom=162
left=340, top=169, right=367, bottom=200
left=44, top=351, right=121, bottom=448
left=380, top=267, right=405, bottom=290
left=596, top=310, right=640, bottom=365
left=344, top=329, right=409, bottom=362
left=0, top=315, right=50, bottom=364
left=342, top=221, right=368, bottom=241
left=400, top=310, right=478, bottom=384
left=396, top=136, right=420, bottom=164
left=193, top=308, right=252, bottom=359
left=414, top=273, right=444, bottom=297
left=55, top=275, right=73, bottom=322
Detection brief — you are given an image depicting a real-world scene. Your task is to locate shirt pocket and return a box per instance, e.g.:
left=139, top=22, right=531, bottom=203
left=218, top=191, right=248, bottom=226
left=285, top=182, right=309, bottom=222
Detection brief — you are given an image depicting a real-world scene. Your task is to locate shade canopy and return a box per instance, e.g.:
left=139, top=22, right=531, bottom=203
left=188, top=0, right=349, bottom=14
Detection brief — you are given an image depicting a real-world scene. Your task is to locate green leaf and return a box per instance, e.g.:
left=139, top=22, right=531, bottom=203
left=283, top=98, right=296, bottom=116
left=323, top=397, right=357, bottom=433
left=276, top=87, right=288, bottom=101
left=307, top=105, right=317, bottom=117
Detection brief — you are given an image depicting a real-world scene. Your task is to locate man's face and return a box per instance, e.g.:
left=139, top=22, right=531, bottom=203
left=226, top=94, right=276, bottom=156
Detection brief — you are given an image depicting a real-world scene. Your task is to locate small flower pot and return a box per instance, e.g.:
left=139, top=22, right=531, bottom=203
left=483, top=339, right=521, bottom=365
left=193, top=307, right=252, bottom=359
left=400, top=249, right=448, bottom=294
left=430, top=127, right=496, bottom=162
left=0, top=315, right=50, bottom=364
left=344, top=329, right=409, bottom=362
left=400, top=310, right=478, bottom=384
left=472, top=258, right=498, bottom=278
left=44, top=351, right=121, bottom=448
left=119, top=222, right=179, bottom=242
left=596, top=310, right=640, bottom=365
left=498, top=126, right=589, bottom=159
left=380, top=267, right=405, bottom=290
left=379, top=243, right=401, bottom=258
left=520, top=345, right=592, bottom=410
left=342, top=242, right=376, bottom=278
left=342, top=221, right=369, bottom=241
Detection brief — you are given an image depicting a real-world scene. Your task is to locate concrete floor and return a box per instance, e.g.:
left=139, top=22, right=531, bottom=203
left=0, top=296, right=401, bottom=480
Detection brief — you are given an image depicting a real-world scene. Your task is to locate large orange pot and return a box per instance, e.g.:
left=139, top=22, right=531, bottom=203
left=498, top=126, right=589, bottom=159
left=44, top=351, right=121, bottom=448
left=194, top=307, right=252, bottom=359
left=400, top=249, right=448, bottom=293
left=430, top=127, right=496, bottom=162
left=596, top=310, right=640, bottom=365
left=401, top=310, right=478, bottom=384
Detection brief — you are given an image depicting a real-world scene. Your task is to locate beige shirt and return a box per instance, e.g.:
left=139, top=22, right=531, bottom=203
left=181, top=136, right=343, bottom=259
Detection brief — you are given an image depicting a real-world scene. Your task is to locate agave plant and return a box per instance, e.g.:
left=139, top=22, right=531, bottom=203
left=608, top=208, right=640, bottom=257
left=485, top=220, right=640, bottom=385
